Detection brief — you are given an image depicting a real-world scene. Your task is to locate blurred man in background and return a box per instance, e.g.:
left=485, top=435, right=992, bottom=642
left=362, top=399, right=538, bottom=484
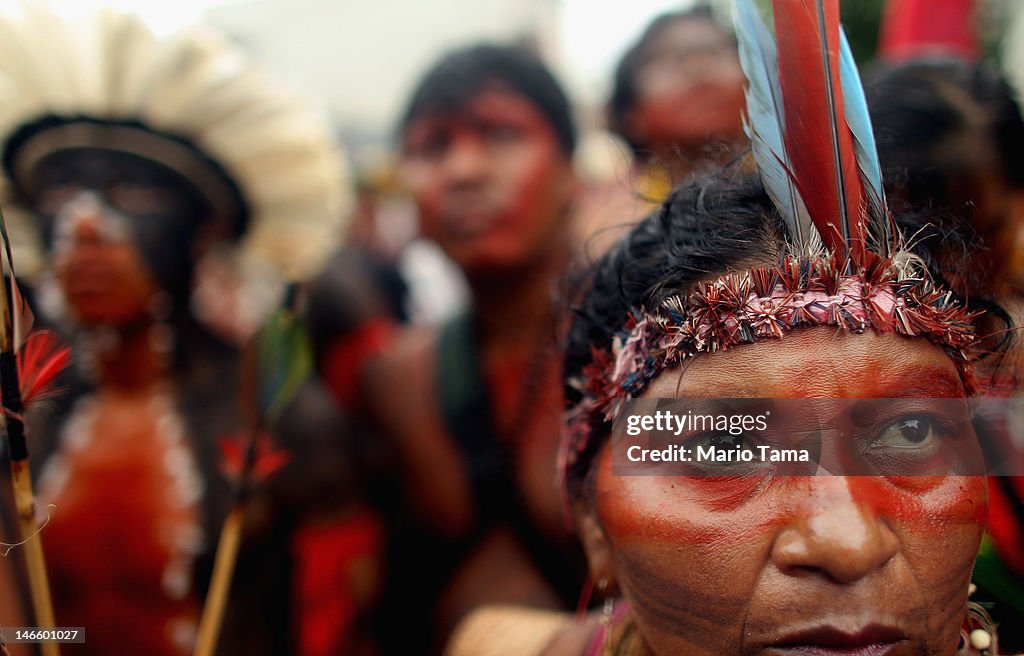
left=312, top=43, right=585, bottom=654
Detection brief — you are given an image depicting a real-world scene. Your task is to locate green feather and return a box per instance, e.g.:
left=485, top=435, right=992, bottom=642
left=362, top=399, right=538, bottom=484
left=257, top=308, right=312, bottom=421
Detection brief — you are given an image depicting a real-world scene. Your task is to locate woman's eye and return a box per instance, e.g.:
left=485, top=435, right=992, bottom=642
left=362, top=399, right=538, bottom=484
left=872, top=415, right=939, bottom=450
left=36, top=185, right=84, bottom=215
left=687, top=432, right=760, bottom=459
left=677, top=430, right=781, bottom=478
left=409, top=137, right=445, bottom=160
left=404, top=130, right=448, bottom=160
left=703, top=433, right=752, bottom=449
left=106, top=184, right=171, bottom=215
left=483, top=124, right=522, bottom=143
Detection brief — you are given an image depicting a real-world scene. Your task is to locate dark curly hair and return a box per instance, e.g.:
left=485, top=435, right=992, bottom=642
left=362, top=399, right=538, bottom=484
left=398, top=43, right=576, bottom=157
left=867, top=59, right=1024, bottom=292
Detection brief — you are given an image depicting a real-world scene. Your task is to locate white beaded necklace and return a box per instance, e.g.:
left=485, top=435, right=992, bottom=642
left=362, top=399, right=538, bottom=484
left=37, top=387, right=206, bottom=652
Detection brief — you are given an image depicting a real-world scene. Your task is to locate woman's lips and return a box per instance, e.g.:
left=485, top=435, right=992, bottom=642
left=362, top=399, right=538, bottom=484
left=443, top=211, right=502, bottom=237
left=767, top=646, right=899, bottom=656
left=766, top=624, right=906, bottom=656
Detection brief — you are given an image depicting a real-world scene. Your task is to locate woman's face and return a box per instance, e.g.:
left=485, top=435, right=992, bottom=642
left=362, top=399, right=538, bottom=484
left=585, top=328, right=986, bottom=656
left=30, top=149, right=207, bottom=326
left=627, top=17, right=747, bottom=152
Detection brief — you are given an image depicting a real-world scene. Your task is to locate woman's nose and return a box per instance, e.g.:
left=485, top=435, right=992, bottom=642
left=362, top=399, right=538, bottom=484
left=442, top=132, right=489, bottom=185
left=55, top=192, right=120, bottom=245
left=771, top=477, right=899, bottom=584
left=71, top=214, right=103, bottom=244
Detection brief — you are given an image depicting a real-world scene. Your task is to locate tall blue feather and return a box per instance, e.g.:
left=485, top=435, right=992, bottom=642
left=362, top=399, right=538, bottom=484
left=838, top=27, right=891, bottom=252
left=734, top=0, right=814, bottom=248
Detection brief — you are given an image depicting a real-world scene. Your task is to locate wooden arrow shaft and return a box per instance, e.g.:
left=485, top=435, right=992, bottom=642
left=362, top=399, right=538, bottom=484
left=192, top=506, right=244, bottom=656
left=10, top=460, right=59, bottom=656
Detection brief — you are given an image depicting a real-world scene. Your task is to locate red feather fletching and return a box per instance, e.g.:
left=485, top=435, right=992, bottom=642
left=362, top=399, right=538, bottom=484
left=17, top=330, right=71, bottom=406
left=772, top=0, right=867, bottom=263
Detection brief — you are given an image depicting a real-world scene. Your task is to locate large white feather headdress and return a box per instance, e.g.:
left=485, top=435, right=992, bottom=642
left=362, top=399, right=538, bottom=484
left=0, top=4, right=350, bottom=281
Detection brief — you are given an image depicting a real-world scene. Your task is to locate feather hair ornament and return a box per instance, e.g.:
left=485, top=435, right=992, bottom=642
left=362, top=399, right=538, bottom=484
left=736, top=0, right=893, bottom=262
left=17, top=331, right=71, bottom=408
left=774, top=0, right=865, bottom=261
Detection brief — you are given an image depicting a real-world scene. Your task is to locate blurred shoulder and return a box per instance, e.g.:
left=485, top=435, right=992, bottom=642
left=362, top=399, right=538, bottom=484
left=362, top=324, right=443, bottom=433
left=366, top=324, right=438, bottom=386
left=445, top=605, right=595, bottom=656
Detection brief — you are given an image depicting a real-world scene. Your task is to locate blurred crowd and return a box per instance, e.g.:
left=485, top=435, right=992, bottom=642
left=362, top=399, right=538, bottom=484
left=0, top=0, right=1021, bottom=655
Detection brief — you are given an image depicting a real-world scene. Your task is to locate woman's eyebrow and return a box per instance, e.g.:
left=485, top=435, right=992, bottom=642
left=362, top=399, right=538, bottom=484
left=682, top=369, right=965, bottom=399
left=863, top=367, right=965, bottom=398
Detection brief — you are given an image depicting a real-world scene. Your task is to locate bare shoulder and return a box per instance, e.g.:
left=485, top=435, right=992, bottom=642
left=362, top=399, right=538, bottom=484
left=445, top=605, right=595, bottom=656
left=362, top=324, right=475, bottom=529
left=541, top=615, right=601, bottom=656
left=363, top=325, right=438, bottom=420
left=368, top=324, right=437, bottom=379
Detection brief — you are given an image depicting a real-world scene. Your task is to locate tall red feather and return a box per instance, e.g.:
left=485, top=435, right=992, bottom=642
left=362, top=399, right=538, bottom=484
left=17, top=331, right=71, bottom=406
left=772, top=0, right=867, bottom=264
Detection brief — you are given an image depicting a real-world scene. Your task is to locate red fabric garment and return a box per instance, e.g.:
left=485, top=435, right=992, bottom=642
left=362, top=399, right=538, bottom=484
left=879, top=0, right=980, bottom=62
left=292, top=511, right=384, bottom=656
left=987, top=477, right=1024, bottom=574
left=976, top=376, right=1024, bottom=576
left=321, top=317, right=396, bottom=410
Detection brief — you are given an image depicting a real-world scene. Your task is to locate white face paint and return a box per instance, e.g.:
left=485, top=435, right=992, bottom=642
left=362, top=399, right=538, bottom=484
left=51, top=191, right=132, bottom=262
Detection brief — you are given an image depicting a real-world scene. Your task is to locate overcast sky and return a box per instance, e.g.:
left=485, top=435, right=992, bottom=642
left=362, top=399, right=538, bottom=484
left=41, top=0, right=698, bottom=132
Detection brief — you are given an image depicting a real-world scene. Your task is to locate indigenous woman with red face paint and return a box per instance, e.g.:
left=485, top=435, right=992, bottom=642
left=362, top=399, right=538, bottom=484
left=0, top=7, right=345, bottom=655
left=445, top=1, right=1021, bottom=655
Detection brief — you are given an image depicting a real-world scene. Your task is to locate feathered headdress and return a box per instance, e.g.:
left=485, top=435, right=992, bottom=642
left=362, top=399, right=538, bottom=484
left=0, top=4, right=350, bottom=281
left=735, top=0, right=891, bottom=266
left=562, top=0, right=980, bottom=472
